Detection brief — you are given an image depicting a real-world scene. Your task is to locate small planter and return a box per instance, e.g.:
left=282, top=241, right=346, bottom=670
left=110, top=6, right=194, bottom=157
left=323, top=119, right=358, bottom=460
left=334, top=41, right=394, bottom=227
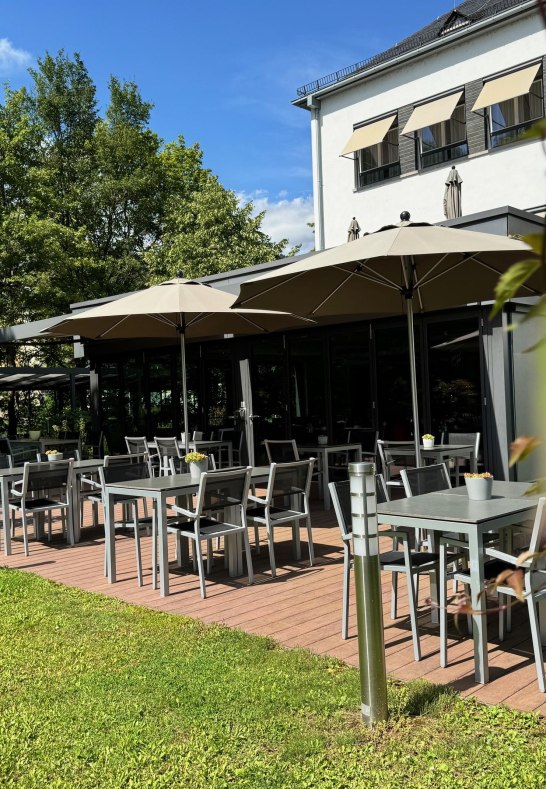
left=29, top=430, right=41, bottom=440
left=189, top=458, right=208, bottom=480
left=465, top=476, right=493, bottom=501
left=423, top=439, right=434, bottom=449
left=48, top=453, right=64, bottom=462
left=317, top=435, right=328, bottom=446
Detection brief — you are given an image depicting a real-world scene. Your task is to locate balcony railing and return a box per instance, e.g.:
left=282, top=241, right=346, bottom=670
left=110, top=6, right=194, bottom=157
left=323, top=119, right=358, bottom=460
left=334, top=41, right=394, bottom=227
left=357, top=162, right=401, bottom=189
left=420, top=141, right=468, bottom=169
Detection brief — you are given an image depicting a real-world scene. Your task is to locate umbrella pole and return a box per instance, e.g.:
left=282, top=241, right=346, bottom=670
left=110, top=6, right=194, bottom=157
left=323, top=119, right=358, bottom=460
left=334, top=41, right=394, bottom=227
left=405, top=296, right=422, bottom=467
left=179, top=329, right=189, bottom=457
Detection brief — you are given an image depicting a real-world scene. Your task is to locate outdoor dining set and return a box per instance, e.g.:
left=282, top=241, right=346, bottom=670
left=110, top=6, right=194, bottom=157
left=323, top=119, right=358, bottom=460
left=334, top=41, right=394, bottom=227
left=0, top=429, right=545, bottom=693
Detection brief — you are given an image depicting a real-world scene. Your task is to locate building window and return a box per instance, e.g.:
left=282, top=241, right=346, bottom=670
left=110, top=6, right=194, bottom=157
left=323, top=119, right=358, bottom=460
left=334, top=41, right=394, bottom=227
left=356, top=124, right=400, bottom=188
left=418, top=102, right=468, bottom=169
left=489, top=75, right=544, bottom=148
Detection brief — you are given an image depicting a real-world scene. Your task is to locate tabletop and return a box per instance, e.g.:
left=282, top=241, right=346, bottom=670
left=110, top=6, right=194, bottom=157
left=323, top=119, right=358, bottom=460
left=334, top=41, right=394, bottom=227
left=105, top=465, right=270, bottom=494
left=0, top=457, right=102, bottom=477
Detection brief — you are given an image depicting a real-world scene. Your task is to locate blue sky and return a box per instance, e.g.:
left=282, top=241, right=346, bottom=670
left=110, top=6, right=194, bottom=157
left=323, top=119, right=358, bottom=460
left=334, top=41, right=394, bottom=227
left=1, top=0, right=454, bottom=250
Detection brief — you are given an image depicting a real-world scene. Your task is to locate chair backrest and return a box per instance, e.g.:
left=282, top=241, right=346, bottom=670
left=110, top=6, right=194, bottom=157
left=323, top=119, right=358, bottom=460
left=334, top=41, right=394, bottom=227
left=99, top=454, right=151, bottom=488
left=375, top=473, right=389, bottom=504
left=266, top=459, right=314, bottom=504
left=192, top=431, right=204, bottom=441
left=22, top=460, right=73, bottom=500
left=401, top=463, right=451, bottom=497
left=0, top=452, right=12, bottom=469
left=195, top=466, right=251, bottom=518
left=9, top=440, right=41, bottom=465
left=154, top=437, right=182, bottom=460
left=346, top=428, right=379, bottom=455
left=264, top=439, right=299, bottom=464
left=446, top=432, right=480, bottom=456
left=0, top=438, right=11, bottom=456
left=59, top=431, right=80, bottom=440
left=125, top=436, right=150, bottom=455
left=219, top=428, right=244, bottom=454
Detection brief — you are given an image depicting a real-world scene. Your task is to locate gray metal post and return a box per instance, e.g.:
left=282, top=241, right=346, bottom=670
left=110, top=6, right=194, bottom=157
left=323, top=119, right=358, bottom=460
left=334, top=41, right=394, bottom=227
left=349, top=461, right=388, bottom=726
left=405, top=296, right=422, bottom=467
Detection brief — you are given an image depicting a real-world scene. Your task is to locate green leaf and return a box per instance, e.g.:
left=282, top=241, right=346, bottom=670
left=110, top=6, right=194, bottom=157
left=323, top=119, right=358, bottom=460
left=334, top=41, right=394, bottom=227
left=509, top=435, right=543, bottom=467
left=522, top=233, right=546, bottom=257
left=490, top=259, right=541, bottom=318
left=506, top=295, right=546, bottom=331
left=521, top=117, right=546, bottom=140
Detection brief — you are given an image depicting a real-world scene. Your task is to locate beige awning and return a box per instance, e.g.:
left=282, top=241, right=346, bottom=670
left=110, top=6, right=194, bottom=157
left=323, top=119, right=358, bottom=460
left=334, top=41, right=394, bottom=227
left=340, top=115, right=396, bottom=156
left=472, top=63, right=541, bottom=111
left=403, top=91, right=463, bottom=135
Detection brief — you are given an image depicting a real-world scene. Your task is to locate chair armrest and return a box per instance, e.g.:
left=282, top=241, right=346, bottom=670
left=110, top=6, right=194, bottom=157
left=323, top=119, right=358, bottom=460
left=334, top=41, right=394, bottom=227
left=381, top=529, right=409, bottom=542
left=80, top=476, right=102, bottom=490
left=484, top=547, right=521, bottom=567
left=169, top=503, right=196, bottom=519
left=439, top=535, right=468, bottom=550
left=248, top=494, right=266, bottom=505
left=10, top=481, right=23, bottom=497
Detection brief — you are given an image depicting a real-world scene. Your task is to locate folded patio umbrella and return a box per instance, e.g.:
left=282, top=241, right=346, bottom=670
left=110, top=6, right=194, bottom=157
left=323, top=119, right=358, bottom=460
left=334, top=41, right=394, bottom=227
left=233, top=216, right=540, bottom=464
left=45, top=278, right=311, bottom=454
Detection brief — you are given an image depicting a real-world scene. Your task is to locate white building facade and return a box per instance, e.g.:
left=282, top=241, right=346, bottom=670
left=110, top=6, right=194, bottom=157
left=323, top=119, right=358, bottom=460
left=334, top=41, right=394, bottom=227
left=294, top=0, right=546, bottom=249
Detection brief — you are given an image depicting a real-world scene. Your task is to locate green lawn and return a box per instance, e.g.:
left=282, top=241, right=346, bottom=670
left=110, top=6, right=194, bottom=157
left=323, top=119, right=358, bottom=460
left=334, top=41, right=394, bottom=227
left=0, top=569, right=545, bottom=788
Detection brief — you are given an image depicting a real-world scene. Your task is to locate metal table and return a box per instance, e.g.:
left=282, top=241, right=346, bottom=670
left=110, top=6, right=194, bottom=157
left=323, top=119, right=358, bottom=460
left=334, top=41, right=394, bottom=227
left=299, top=443, right=363, bottom=510
left=385, top=443, right=477, bottom=482
left=104, top=465, right=271, bottom=596
left=10, top=437, right=82, bottom=456
left=377, top=480, right=538, bottom=684
left=0, top=457, right=104, bottom=554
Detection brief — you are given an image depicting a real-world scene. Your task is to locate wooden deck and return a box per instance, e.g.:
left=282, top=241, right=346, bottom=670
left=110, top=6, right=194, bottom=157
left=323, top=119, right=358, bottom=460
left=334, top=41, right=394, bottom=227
left=2, top=499, right=545, bottom=714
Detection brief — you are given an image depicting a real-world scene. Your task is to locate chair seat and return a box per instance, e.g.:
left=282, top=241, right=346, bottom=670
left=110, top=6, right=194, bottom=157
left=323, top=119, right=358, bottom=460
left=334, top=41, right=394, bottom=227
left=454, top=558, right=512, bottom=583
left=10, top=497, right=65, bottom=510
left=168, top=516, right=243, bottom=539
left=381, top=550, right=440, bottom=568
left=246, top=505, right=290, bottom=518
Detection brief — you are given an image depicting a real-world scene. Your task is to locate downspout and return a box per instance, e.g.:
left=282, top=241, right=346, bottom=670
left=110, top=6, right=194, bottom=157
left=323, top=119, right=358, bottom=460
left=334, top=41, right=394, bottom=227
left=308, top=95, right=325, bottom=251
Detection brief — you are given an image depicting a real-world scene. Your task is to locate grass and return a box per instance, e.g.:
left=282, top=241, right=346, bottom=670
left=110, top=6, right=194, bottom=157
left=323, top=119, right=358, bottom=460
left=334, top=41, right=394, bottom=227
left=0, top=569, right=545, bottom=788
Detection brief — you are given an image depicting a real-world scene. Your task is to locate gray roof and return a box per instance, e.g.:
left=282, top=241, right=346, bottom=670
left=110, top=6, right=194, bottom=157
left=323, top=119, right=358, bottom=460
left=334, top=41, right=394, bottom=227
left=295, top=0, right=534, bottom=100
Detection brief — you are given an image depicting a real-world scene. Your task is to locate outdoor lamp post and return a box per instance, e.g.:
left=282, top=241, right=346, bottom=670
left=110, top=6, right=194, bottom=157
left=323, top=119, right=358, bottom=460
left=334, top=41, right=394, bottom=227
left=349, top=461, right=388, bottom=726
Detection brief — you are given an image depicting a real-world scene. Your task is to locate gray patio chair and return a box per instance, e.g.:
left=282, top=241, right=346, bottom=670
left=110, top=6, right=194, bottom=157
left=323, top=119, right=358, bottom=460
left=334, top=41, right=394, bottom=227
left=97, top=454, right=155, bottom=587
left=219, top=428, right=244, bottom=466
left=377, top=440, right=412, bottom=491
left=329, top=474, right=439, bottom=660
left=166, top=467, right=254, bottom=598
left=0, top=452, right=12, bottom=469
left=443, top=432, right=481, bottom=483
left=154, top=436, right=184, bottom=475
left=440, top=497, right=546, bottom=692
left=264, top=439, right=299, bottom=463
left=246, top=458, right=315, bottom=578
left=125, top=436, right=160, bottom=476
left=9, top=460, right=73, bottom=556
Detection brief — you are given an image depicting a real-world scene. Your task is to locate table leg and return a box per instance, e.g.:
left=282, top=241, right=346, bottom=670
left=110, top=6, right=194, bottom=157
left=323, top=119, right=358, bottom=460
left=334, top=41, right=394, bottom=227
left=67, top=474, right=80, bottom=546
left=105, top=492, right=116, bottom=583
left=1, top=476, right=11, bottom=556
left=427, top=530, right=439, bottom=625
left=157, top=494, right=170, bottom=597
left=467, top=528, right=489, bottom=684
left=228, top=443, right=233, bottom=468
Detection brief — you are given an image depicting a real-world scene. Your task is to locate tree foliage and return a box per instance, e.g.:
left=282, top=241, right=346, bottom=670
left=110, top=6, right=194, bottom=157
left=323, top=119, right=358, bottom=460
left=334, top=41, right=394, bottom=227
left=0, top=50, right=291, bottom=335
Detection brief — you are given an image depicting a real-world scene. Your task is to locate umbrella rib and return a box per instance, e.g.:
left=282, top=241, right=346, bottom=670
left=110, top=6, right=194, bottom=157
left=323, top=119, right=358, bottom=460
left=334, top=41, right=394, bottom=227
left=234, top=270, right=309, bottom=306
left=415, top=256, right=469, bottom=290
left=229, top=313, right=269, bottom=332
left=185, top=312, right=209, bottom=328
left=94, top=315, right=133, bottom=338
left=412, top=254, right=450, bottom=288
left=336, top=263, right=401, bottom=291
left=471, top=255, right=541, bottom=295
left=147, top=313, right=178, bottom=328
left=310, top=270, right=357, bottom=315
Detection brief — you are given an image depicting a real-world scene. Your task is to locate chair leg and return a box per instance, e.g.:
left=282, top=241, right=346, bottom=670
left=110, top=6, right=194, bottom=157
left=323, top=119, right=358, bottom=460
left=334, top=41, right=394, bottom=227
left=242, top=527, right=254, bottom=586
left=498, top=593, right=505, bottom=642
left=207, top=539, right=213, bottom=574
left=292, top=521, right=301, bottom=561
left=342, top=548, right=350, bottom=640
left=266, top=522, right=276, bottom=578
left=405, top=570, right=422, bottom=662
left=194, top=538, right=207, bottom=598
left=527, top=594, right=546, bottom=693
left=22, top=511, right=29, bottom=557
left=391, top=572, right=398, bottom=620
left=306, top=516, right=314, bottom=567
left=152, top=515, right=158, bottom=591
left=254, top=525, right=260, bottom=554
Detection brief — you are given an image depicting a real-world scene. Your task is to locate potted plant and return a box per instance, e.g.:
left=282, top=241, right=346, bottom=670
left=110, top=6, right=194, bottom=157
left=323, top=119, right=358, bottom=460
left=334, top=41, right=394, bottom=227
left=422, top=433, right=435, bottom=449
left=185, top=451, right=208, bottom=480
left=317, top=434, right=328, bottom=445
left=28, top=430, right=41, bottom=440
left=464, top=472, right=493, bottom=501
left=45, top=449, right=64, bottom=462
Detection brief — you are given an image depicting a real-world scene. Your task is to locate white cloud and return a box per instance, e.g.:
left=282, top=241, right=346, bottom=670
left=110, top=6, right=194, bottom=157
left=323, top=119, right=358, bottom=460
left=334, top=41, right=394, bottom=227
left=240, top=191, right=315, bottom=253
left=0, top=39, right=32, bottom=74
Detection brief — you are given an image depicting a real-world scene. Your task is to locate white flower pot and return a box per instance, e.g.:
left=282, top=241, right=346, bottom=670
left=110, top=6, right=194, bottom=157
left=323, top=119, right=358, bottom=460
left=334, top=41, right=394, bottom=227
left=423, top=439, right=434, bottom=449
left=29, top=430, right=41, bottom=440
left=189, top=458, right=208, bottom=480
left=318, top=435, right=328, bottom=445
left=49, top=453, right=64, bottom=462
left=465, top=477, right=493, bottom=501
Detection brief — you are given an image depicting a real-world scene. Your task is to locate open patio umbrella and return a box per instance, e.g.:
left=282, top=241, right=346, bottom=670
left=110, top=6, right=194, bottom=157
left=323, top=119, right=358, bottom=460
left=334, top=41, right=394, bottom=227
left=45, top=278, right=311, bottom=454
left=233, top=215, right=540, bottom=465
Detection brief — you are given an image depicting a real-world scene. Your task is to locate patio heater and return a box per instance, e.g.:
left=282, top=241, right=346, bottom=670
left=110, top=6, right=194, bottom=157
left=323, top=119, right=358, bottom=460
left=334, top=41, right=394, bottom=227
left=349, top=461, right=388, bottom=725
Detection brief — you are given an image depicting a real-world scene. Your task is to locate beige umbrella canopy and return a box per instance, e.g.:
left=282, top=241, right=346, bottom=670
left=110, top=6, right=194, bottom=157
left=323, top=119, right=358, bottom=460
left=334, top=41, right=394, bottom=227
left=233, top=216, right=539, bottom=463
left=45, top=277, right=311, bottom=451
